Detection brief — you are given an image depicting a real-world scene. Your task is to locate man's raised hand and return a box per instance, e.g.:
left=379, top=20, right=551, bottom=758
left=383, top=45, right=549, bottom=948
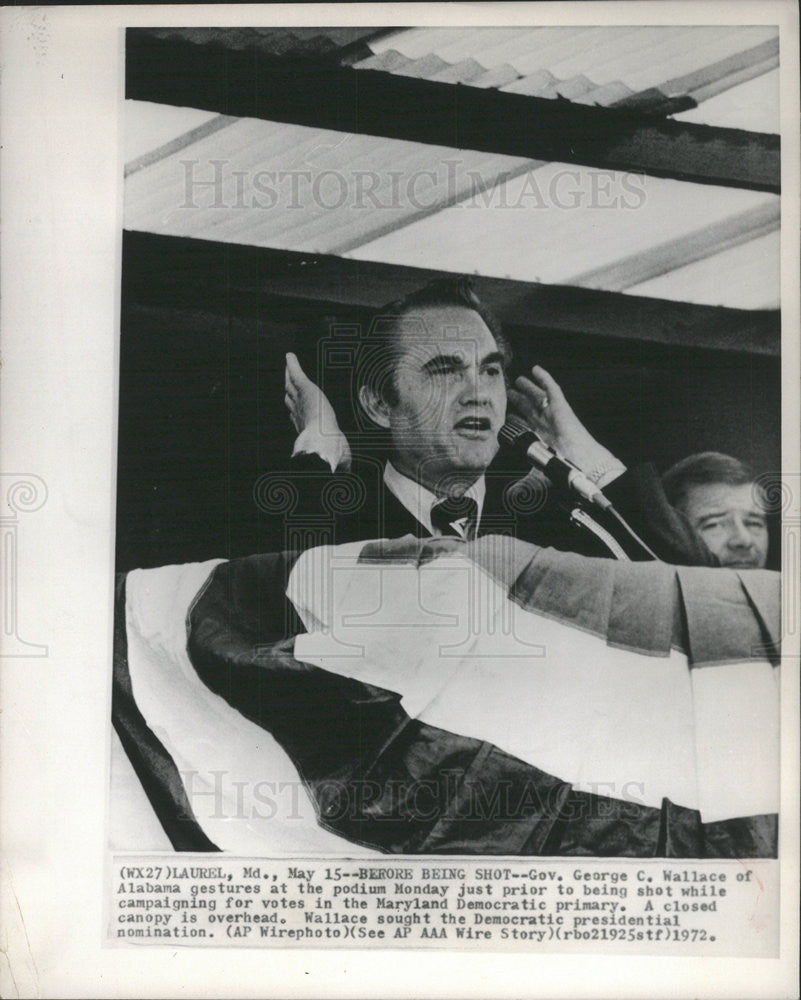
left=507, top=365, right=624, bottom=484
left=284, top=352, right=351, bottom=471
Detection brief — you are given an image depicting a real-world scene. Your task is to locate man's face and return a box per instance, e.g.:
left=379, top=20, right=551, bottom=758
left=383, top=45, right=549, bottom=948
left=681, top=482, right=769, bottom=569
left=381, top=305, right=507, bottom=492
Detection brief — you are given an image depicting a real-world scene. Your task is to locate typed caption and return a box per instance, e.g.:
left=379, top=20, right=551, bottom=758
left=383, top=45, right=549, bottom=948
left=109, top=856, right=777, bottom=956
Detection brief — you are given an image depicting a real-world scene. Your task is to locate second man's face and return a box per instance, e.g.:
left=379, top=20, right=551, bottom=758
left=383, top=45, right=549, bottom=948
left=681, top=481, right=769, bottom=569
left=383, top=305, right=507, bottom=492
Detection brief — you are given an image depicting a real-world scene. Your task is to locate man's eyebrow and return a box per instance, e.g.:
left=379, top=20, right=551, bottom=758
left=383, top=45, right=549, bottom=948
left=696, top=508, right=767, bottom=523
left=481, top=351, right=505, bottom=367
left=421, top=353, right=465, bottom=372
left=420, top=350, right=505, bottom=372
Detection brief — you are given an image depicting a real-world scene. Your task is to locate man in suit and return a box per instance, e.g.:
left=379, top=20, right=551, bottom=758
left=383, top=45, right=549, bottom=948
left=281, top=277, right=710, bottom=563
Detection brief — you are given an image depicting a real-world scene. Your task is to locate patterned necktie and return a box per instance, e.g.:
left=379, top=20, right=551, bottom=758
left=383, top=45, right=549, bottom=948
left=430, top=495, right=479, bottom=539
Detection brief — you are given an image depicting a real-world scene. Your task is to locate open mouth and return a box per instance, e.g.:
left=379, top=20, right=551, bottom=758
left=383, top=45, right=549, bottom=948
left=454, top=416, right=492, bottom=435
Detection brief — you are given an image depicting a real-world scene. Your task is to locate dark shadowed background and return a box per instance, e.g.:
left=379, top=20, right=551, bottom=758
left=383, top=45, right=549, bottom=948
left=115, top=231, right=780, bottom=570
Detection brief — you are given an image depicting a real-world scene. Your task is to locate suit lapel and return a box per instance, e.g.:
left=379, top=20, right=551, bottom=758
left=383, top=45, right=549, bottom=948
left=380, top=482, right=432, bottom=539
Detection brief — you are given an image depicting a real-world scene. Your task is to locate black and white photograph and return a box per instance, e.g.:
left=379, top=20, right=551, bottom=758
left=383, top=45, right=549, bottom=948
left=1, top=4, right=799, bottom=997
left=114, top=22, right=782, bottom=858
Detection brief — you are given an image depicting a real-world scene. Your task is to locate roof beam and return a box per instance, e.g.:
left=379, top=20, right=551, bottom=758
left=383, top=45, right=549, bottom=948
left=125, top=30, right=780, bottom=194
left=122, top=231, right=780, bottom=356
left=567, top=200, right=780, bottom=291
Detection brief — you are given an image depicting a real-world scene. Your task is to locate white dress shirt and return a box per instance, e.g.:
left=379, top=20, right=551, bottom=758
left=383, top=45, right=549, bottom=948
left=383, top=462, right=486, bottom=538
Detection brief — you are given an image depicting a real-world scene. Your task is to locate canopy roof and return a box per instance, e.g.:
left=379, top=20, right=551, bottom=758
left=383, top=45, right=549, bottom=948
left=123, top=25, right=781, bottom=336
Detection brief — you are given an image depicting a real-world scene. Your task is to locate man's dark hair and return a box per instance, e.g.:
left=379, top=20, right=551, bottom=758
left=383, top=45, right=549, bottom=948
left=662, top=452, right=756, bottom=511
left=355, top=276, right=512, bottom=409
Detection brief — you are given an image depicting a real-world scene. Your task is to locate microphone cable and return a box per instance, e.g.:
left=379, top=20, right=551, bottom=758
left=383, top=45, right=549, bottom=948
left=601, top=503, right=659, bottom=561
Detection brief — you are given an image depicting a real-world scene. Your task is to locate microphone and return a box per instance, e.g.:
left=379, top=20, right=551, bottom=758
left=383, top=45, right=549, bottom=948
left=497, top=416, right=612, bottom=510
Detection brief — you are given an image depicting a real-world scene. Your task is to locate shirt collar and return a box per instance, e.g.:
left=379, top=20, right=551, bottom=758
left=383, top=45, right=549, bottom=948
left=383, top=461, right=486, bottom=535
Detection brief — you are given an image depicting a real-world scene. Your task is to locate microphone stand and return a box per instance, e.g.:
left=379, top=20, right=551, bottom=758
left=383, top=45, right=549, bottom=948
left=498, top=418, right=658, bottom=560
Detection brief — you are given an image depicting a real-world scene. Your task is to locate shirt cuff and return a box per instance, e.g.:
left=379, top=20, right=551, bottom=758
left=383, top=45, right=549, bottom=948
left=589, top=461, right=627, bottom=489
left=292, top=428, right=348, bottom=473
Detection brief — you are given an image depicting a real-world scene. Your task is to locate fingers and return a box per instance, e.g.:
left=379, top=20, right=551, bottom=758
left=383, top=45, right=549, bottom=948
left=284, top=392, right=299, bottom=431
left=514, top=375, right=550, bottom=412
left=284, top=356, right=302, bottom=407
left=507, top=387, right=534, bottom=417
left=528, top=365, right=564, bottom=401
left=514, top=375, right=544, bottom=397
left=285, top=351, right=309, bottom=391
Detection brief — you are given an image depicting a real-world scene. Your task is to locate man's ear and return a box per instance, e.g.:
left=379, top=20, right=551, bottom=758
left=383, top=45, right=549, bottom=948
left=358, top=385, right=391, bottom=429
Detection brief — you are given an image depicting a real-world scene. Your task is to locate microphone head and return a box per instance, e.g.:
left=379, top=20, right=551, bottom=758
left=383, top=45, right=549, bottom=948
left=498, top=415, right=538, bottom=451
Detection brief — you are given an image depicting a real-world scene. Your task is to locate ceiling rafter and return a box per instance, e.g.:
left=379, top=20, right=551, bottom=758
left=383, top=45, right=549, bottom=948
left=126, top=31, right=780, bottom=194
left=122, top=231, right=780, bottom=357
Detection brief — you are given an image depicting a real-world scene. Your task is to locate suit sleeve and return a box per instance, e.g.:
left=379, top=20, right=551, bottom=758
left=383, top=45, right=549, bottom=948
left=256, top=453, right=397, bottom=552
left=255, top=453, right=338, bottom=553
left=602, top=464, right=716, bottom=566
left=288, top=453, right=332, bottom=473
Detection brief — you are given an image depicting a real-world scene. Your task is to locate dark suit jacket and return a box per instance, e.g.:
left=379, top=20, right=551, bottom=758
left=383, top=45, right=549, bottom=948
left=256, top=452, right=713, bottom=566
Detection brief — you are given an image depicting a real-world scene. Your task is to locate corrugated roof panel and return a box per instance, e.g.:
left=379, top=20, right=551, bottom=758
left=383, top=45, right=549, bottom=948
left=374, top=27, right=524, bottom=63
left=359, top=26, right=780, bottom=126
left=500, top=69, right=558, bottom=97
left=125, top=117, right=309, bottom=226
left=568, top=201, right=779, bottom=291
left=125, top=52, right=780, bottom=309
left=124, top=100, right=219, bottom=163
left=541, top=26, right=690, bottom=81
left=343, top=163, right=778, bottom=289
left=658, top=36, right=778, bottom=100
left=370, top=26, right=581, bottom=72
left=355, top=50, right=413, bottom=73
left=672, top=68, right=780, bottom=131
left=618, top=26, right=777, bottom=92
left=366, top=26, right=773, bottom=81
left=575, top=81, right=635, bottom=106
left=124, top=107, right=539, bottom=255
left=393, top=53, right=450, bottom=79
left=627, top=230, right=780, bottom=308
left=541, top=74, right=595, bottom=101
left=496, top=27, right=616, bottom=76
left=473, top=27, right=576, bottom=66
left=433, top=27, right=541, bottom=63
left=586, top=27, right=738, bottom=85
left=427, top=57, right=487, bottom=84
left=369, top=27, right=481, bottom=60
left=137, top=26, right=385, bottom=58
left=470, top=64, right=522, bottom=89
